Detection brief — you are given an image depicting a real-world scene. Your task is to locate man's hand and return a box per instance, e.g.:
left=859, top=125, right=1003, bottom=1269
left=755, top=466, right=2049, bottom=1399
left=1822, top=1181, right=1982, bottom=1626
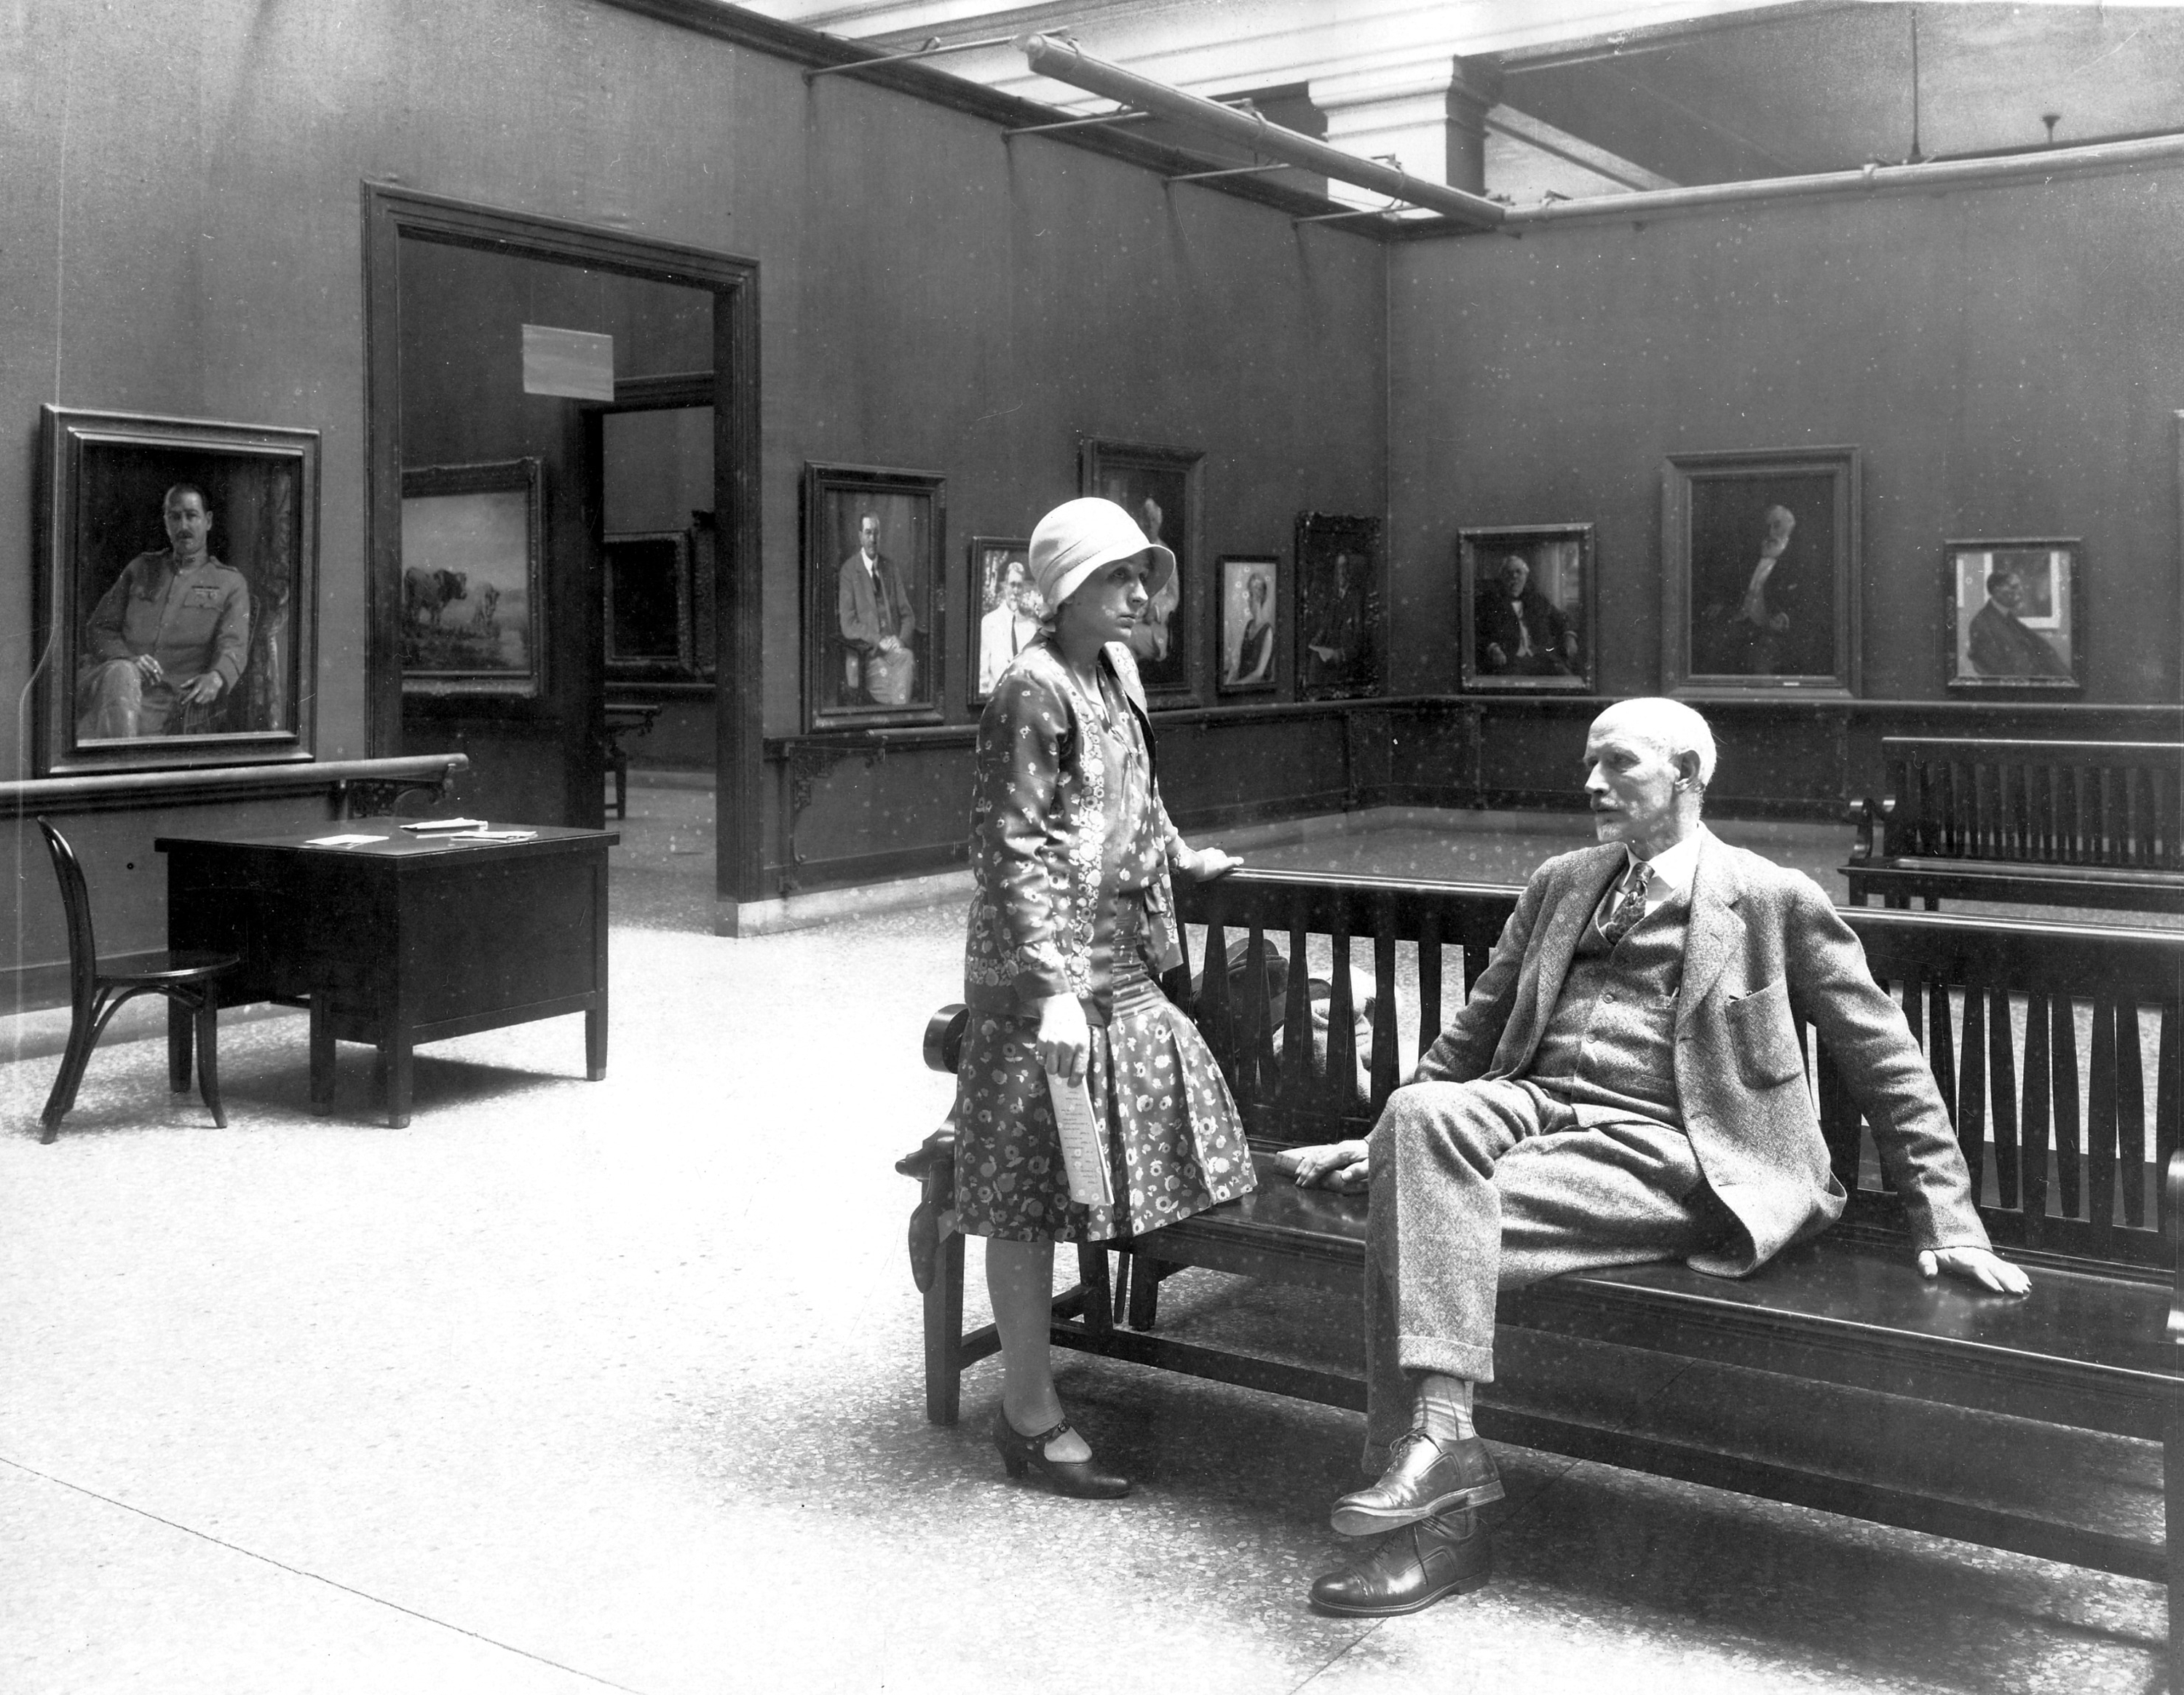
left=1035, top=992, right=1090, bottom=1086
left=134, top=654, right=164, bottom=681
left=1484, top=641, right=1507, bottom=668
left=878, top=635, right=903, bottom=654
left=1307, top=644, right=1337, bottom=663
left=1286, top=1139, right=1371, bottom=1193
left=178, top=672, right=223, bottom=706
left=1919, top=1245, right=2030, bottom=1295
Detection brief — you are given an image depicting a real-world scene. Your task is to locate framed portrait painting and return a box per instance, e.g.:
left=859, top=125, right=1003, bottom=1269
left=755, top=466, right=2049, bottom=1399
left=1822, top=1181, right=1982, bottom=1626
left=968, top=536, right=1036, bottom=706
left=604, top=529, right=695, bottom=681
left=1663, top=446, right=1860, bottom=699
left=1296, top=512, right=1381, bottom=700
left=35, top=406, right=320, bottom=776
left=1080, top=438, right=1200, bottom=706
left=1216, top=556, right=1279, bottom=695
left=803, top=462, right=943, bottom=731
left=1946, top=538, right=2082, bottom=692
left=1457, top=523, right=1594, bottom=692
left=400, top=458, right=545, bottom=698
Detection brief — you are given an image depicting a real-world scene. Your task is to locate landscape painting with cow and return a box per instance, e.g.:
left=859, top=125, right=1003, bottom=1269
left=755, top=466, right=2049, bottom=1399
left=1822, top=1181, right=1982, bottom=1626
left=399, top=457, right=544, bottom=696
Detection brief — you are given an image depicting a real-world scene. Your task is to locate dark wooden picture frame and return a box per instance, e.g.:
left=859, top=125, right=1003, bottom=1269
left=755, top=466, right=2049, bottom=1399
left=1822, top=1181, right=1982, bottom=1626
left=400, top=457, right=546, bottom=698
left=968, top=534, right=1034, bottom=706
left=604, top=529, right=697, bottom=681
left=1295, top=511, right=1382, bottom=700
left=1079, top=438, right=1202, bottom=707
left=1945, top=537, right=2084, bottom=692
left=1217, top=555, right=1280, bottom=695
left=35, top=405, right=320, bottom=776
left=1457, top=523, right=1595, bottom=692
left=803, top=462, right=944, bottom=731
left=1663, top=446, right=1861, bottom=699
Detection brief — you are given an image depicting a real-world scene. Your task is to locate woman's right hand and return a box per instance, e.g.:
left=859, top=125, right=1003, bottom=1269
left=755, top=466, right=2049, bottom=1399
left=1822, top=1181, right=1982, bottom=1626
left=1036, top=993, right=1091, bottom=1086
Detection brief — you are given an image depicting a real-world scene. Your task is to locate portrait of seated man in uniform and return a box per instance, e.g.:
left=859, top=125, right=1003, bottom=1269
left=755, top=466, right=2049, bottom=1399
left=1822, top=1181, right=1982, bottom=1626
left=75, top=483, right=252, bottom=740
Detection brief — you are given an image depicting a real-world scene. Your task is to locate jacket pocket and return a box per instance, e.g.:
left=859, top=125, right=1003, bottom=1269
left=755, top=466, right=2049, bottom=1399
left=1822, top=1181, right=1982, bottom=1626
left=1725, top=978, right=1804, bottom=1088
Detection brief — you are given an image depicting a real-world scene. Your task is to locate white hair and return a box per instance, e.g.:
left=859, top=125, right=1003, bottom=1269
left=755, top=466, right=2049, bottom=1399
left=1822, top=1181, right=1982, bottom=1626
left=1604, top=696, right=1717, bottom=789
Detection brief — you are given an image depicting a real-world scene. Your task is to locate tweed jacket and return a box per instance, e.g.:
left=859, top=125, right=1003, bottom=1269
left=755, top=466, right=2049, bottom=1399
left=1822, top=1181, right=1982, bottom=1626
left=962, top=639, right=1186, bottom=1015
left=1414, top=831, right=1990, bottom=1275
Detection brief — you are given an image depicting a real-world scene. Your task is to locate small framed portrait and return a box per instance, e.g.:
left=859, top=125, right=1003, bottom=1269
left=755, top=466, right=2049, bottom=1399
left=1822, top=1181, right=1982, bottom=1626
left=1217, top=556, right=1280, bottom=695
left=1946, top=538, right=2083, bottom=692
left=1457, top=524, right=1595, bottom=692
left=604, top=529, right=695, bottom=681
left=803, top=462, right=944, bottom=731
left=34, top=405, right=320, bottom=776
left=1080, top=438, right=1201, bottom=707
left=968, top=536, right=1037, bottom=706
left=1663, top=446, right=1860, bottom=699
left=1296, top=512, right=1382, bottom=700
left=400, top=458, right=545, bottom=698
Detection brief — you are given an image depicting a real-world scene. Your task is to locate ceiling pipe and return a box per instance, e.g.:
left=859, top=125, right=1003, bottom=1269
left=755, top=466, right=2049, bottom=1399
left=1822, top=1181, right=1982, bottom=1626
left=1502, top=129, right=2184, bottom=229
left=1016, top=33, right=1506, bottom=232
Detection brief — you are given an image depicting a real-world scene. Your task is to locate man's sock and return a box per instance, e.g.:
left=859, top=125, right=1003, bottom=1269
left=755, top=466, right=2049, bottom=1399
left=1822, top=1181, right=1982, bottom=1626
left=1412, top=1372, right=1474, bottom=1442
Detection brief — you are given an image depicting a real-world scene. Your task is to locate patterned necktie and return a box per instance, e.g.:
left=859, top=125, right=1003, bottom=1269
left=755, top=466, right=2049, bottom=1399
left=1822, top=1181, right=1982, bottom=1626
left=1599, top=861, right=1653, bottom=947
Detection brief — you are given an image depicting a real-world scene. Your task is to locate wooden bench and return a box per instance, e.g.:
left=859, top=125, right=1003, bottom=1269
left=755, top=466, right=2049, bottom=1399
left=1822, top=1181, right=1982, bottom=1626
left=1847, top=736, right=2184, bottom=914
left=899, top=866, right=2184, bottom=1677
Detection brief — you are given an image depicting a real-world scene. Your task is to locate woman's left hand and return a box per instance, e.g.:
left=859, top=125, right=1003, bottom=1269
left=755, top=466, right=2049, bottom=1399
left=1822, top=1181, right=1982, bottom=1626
left=1179, top=846, right=1243, bottom=881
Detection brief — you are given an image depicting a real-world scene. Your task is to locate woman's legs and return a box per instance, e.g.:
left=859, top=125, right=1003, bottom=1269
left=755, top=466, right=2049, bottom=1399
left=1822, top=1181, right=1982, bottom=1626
left=984, top=1237, right=1092, bottom=1461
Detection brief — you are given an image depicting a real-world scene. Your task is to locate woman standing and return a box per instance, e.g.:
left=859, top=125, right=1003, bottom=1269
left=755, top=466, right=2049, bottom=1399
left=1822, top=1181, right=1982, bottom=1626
left=953, top=497, right=1254, bottom=1497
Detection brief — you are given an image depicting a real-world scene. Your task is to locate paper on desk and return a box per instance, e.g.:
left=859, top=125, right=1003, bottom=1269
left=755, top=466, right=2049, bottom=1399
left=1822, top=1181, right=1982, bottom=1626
left=1046, top=1073, right=1113, bottom=1209
left=451, top=829, right=539, bottom=843
left=402, top=818, right=489, bottom=834
left=304, top=834, right=389, bottom=848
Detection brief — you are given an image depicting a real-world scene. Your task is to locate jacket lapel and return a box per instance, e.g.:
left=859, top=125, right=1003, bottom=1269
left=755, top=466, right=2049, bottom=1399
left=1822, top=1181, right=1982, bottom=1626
left=1677, top=831, right=1745, bottom=1028
left=1526, top=845, right=1625, bottom=1038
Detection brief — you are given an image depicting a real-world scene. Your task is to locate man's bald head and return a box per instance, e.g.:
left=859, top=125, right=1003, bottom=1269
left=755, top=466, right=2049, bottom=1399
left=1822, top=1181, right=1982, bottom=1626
left=1583, top=698, right=1715, bottom=857
left=1589, top=697, right=1716, bottom=789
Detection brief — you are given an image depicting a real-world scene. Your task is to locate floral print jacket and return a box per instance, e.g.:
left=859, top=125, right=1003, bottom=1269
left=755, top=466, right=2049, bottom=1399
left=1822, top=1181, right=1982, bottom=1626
left=962, top=639, right=1189, bottom=1015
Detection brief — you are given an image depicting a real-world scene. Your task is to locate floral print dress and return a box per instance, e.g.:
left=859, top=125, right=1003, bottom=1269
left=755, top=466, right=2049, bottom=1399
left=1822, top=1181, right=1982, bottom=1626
left=952, top=644, right=1254, bottom=1243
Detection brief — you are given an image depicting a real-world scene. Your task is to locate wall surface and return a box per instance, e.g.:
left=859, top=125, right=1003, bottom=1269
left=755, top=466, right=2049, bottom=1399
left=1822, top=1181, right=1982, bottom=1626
left=0, top=0, right=1387, bottom=971
left=1387, top=167, right=2184, bottom=732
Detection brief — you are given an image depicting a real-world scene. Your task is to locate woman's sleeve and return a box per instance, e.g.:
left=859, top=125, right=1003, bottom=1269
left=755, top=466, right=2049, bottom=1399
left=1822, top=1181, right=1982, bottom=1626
left=971, top=670, right=1072, bottom=1003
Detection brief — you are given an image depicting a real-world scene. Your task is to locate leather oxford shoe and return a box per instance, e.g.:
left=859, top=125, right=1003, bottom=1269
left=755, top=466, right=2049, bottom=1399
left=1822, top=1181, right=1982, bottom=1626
left=1310, top=1512, right=1493, bottom=1618
left=1330, top=1429, right=1503, bottom=1536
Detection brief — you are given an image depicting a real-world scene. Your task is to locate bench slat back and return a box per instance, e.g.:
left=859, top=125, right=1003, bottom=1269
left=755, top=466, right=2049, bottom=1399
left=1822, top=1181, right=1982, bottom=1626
left=1177, top=869, right=2184, bottom=1274
left=1878, top=737, right=2184, bottom=872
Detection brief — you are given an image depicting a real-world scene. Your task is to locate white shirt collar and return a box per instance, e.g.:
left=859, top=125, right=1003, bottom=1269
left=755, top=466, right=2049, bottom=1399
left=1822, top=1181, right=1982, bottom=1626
left=1625, top=826, right=1707, bottom=911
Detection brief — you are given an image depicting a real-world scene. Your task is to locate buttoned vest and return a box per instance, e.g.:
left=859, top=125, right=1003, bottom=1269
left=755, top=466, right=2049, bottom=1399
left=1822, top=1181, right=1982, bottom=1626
left=1527, top=900, right=1689, bottom=1126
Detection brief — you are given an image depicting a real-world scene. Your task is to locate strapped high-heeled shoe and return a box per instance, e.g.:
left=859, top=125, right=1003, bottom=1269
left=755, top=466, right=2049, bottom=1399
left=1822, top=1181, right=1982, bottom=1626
left=990, top=1412, right=1130, bottom=1498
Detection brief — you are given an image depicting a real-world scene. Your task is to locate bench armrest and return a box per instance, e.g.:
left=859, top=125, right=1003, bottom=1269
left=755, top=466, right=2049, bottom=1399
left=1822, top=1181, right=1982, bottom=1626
left=1845, top=797, right=1895, bottom=864
left=924, top=1003, right=968, bottom=1075
left=2167, top=1149, right=2184, bottom=1345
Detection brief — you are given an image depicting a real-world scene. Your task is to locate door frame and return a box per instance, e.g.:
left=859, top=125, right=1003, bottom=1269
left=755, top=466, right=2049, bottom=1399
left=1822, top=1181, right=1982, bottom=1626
left=361, top=183, right=764, bottom=928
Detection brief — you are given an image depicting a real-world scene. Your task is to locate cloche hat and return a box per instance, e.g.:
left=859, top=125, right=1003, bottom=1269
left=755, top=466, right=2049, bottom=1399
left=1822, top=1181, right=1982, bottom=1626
left=1028, top=497, right=1176, bottom=612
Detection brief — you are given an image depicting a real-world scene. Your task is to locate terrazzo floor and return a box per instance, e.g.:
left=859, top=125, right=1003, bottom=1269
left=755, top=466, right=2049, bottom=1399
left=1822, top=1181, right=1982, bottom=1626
left=0, top=783, right=2167, bottom=1694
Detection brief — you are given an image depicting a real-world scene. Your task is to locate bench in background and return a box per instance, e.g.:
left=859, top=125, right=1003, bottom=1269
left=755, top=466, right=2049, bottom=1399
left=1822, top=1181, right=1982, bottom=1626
left=901, top=867, right=2184, bottom=1679
left=1846, top=736, right=2184, bottom=915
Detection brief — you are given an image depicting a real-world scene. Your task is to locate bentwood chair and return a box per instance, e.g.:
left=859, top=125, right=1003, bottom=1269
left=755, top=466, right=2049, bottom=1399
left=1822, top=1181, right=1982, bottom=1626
left=36, top=818, right=238, bottom=1145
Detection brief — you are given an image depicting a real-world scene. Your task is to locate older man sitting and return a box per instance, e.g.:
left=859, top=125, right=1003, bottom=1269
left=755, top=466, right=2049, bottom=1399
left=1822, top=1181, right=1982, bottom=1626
left=1290, top=696, right=2029, bottom=1617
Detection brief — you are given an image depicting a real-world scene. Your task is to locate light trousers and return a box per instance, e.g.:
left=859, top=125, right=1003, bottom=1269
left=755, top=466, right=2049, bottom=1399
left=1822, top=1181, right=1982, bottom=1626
left=1362, top=1077, right=1737, bottom=1455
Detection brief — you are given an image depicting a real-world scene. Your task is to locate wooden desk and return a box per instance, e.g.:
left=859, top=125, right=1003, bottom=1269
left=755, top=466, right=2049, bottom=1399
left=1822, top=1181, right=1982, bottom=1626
left=155, top=820, right=616, bottom=1126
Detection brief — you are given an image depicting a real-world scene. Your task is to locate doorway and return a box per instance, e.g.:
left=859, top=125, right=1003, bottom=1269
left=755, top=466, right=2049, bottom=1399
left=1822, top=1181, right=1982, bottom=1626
left=363, top=187, right=763, bottom=933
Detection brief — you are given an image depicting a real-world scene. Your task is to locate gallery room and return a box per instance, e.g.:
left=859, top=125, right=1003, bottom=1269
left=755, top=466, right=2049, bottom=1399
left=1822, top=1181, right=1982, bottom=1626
left=3, top=1, right=2183, bottom=1689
